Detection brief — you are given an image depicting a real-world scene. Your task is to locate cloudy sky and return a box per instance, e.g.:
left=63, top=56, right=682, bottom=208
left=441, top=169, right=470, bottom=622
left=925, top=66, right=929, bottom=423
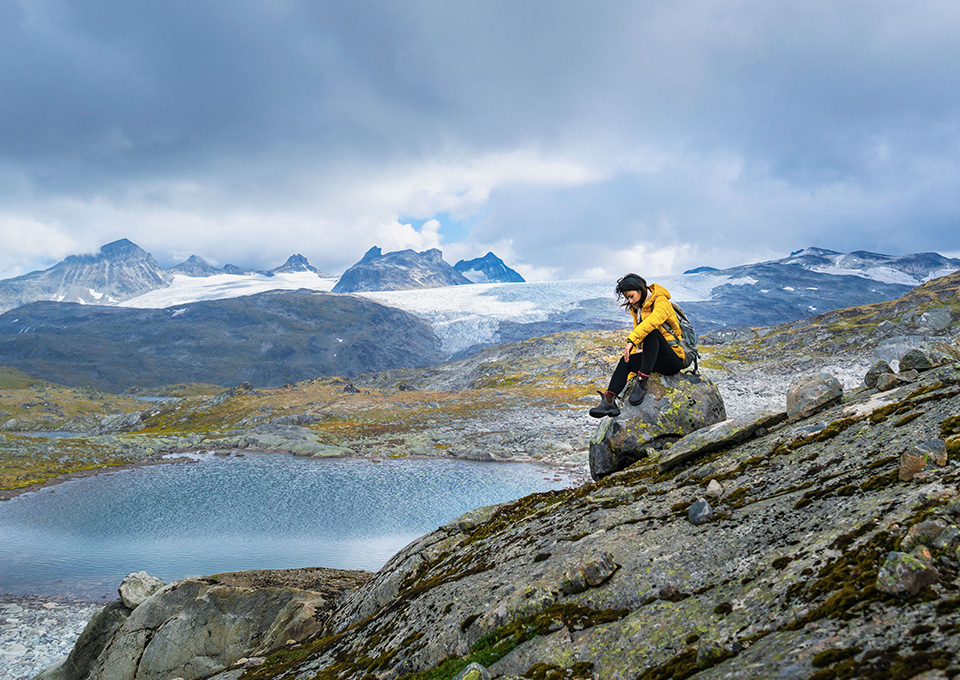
left=1, top=0, right=958, bottom=282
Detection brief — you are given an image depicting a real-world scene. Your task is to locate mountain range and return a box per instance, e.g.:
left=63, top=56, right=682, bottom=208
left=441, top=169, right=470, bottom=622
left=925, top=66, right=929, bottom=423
left=0, top=239, right=335, bottom=313
left=0, top=240, right=527, bottom=312
left=0, top=240, right=958, bottom=389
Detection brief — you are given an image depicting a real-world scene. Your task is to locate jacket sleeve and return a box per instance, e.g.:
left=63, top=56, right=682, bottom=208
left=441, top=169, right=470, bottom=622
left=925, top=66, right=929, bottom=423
left=627, top=296, right=672, bottom=347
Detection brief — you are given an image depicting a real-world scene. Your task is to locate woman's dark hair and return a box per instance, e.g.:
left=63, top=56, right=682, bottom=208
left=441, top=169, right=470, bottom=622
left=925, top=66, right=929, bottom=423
left=616, top=273, right=647, bottom=306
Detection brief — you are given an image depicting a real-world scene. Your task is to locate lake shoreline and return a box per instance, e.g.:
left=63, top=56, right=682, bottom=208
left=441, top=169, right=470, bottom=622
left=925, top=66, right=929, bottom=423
left=0, top=454, right=199, bottom=502
left=0, top=447, right=588, bottom=503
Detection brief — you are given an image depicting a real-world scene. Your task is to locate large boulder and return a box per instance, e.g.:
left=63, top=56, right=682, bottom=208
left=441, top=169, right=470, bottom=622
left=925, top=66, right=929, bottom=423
left=35, top=571, right=368, bottom=680
left=588, top=373, right=725, bottom=480
left=118, top=571, right=166, bottom=609
left=786, top=373, right=843, bottom=421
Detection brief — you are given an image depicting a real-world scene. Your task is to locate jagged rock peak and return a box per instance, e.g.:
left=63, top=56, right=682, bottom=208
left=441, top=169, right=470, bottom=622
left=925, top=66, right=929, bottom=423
left=454, top=252, right=525, bottom=284
left=332, top=246, right=471, bottom=293
left=271, top=254, right=319, bottom=275
left=360, top=246, right=382, bottom=263
left=166, top=255, right=222, bottom=277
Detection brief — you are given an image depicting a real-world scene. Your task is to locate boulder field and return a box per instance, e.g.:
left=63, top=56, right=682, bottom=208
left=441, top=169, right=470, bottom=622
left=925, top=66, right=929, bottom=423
left=35, top=345, right=960, bottom=680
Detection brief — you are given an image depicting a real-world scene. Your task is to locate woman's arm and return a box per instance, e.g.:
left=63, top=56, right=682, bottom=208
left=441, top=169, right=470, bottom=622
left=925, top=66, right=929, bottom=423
left=626, top=296, right=671, bottom=347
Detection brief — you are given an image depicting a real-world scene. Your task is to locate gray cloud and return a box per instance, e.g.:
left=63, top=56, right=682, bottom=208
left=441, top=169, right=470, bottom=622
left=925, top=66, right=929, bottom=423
left=1, top=0, right=958, bottom=280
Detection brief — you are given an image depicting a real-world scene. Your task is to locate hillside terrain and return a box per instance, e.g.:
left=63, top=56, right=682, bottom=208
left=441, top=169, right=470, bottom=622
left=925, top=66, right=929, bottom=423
left=0, top=289, right=443, bottom=392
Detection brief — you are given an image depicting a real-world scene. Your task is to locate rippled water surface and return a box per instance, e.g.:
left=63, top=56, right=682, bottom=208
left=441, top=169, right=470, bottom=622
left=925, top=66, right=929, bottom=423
left=0, top=453, right=573, bottom=599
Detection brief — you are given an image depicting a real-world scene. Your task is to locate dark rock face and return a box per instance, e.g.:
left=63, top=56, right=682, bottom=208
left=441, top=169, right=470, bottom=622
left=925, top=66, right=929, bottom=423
left=0, top=290, right=444, bottom=391
left=454, top=252, right=525, bottom=283
left=588, top=373, right=726, bottom=480
left=333, top=246, right=472, bottom=292
left=0, top=239, right=170, bottom=312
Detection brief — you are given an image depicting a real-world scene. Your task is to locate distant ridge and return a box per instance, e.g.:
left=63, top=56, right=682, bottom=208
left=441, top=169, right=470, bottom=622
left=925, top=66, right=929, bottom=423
left=174, top=253, right=331, bottom=278
left=332, top=246, right=471, bottom=293
left=781, top=247, right=960, bottom=284
left=166, top=255, right=222, bottom=277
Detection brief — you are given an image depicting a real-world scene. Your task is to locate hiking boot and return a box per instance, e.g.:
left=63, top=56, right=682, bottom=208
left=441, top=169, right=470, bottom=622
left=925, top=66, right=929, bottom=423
left=628, top=378, right=648, bottom=406
left=589, top=390, right=620, bottom=418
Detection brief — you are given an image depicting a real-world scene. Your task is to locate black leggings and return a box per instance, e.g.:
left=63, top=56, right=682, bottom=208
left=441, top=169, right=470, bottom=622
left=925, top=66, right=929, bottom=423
left=606, top=328, right=684, bottom=395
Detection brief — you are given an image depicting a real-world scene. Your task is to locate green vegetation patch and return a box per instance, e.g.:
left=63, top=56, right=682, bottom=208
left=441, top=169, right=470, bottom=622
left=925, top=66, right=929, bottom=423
left=462, top=489, right=572, bottom=545
left=396, top=604, right=629, bottom=680
left=0, top=365, right=48, bottom=390
left=807, top=647, right=954, bottom=680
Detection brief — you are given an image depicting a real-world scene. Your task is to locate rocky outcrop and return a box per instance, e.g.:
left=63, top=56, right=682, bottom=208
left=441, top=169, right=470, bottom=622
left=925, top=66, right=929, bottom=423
left=36, top=569, right=370, bottom=680
left=118, top=572, right=165, bottom=609
left=192, top=353, right=959, bottom=680
left=657, top=409, right=788, bottom=472
left=588, top=373, right=726, bottom=480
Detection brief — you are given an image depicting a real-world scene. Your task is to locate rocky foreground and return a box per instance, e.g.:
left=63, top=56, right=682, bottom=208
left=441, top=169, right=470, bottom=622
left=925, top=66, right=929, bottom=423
left=23, top=339, right=960, bottom=680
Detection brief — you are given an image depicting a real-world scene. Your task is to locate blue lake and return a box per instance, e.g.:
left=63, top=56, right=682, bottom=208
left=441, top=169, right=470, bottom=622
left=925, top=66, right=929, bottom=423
left=0, top=453, right=575, bottom=600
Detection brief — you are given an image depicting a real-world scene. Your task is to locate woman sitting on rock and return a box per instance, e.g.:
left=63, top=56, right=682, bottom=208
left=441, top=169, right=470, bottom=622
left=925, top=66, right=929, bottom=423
left=589, top=273, right=686, bottom=418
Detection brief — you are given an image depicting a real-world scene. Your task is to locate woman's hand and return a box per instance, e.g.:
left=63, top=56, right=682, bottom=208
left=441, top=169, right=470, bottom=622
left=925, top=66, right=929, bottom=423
left=623, top=343, right=637, bottom=362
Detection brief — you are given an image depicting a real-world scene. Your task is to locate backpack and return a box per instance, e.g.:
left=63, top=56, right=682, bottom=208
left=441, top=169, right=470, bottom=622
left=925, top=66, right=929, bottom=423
left=669, top=302, right=700, bottom=374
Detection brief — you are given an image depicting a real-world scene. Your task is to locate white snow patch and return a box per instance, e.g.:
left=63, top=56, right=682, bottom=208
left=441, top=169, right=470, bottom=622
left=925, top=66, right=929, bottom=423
left=461, top=269, right=491, bottom=283
left=925, top=267, right=960, bottom=281
left=88, top=289, right=104, bottom=300
left=120, top=272, right=338, bottom=308
left=171, top=309, right=187, bottom=318
left=783, top=287, right=795, bottom=291
left=808, top=265, right=922, bottom=286
left=727, top=277, right=758, bottom=286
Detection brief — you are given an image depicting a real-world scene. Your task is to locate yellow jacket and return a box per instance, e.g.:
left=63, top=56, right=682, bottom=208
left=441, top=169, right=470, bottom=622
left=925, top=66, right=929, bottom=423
left=626, top=283, right=685, bottom=361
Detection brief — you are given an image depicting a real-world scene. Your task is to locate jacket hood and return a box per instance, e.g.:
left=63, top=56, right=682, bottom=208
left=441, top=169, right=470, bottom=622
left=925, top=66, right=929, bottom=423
left=646, top=283, right=672, bottom=303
